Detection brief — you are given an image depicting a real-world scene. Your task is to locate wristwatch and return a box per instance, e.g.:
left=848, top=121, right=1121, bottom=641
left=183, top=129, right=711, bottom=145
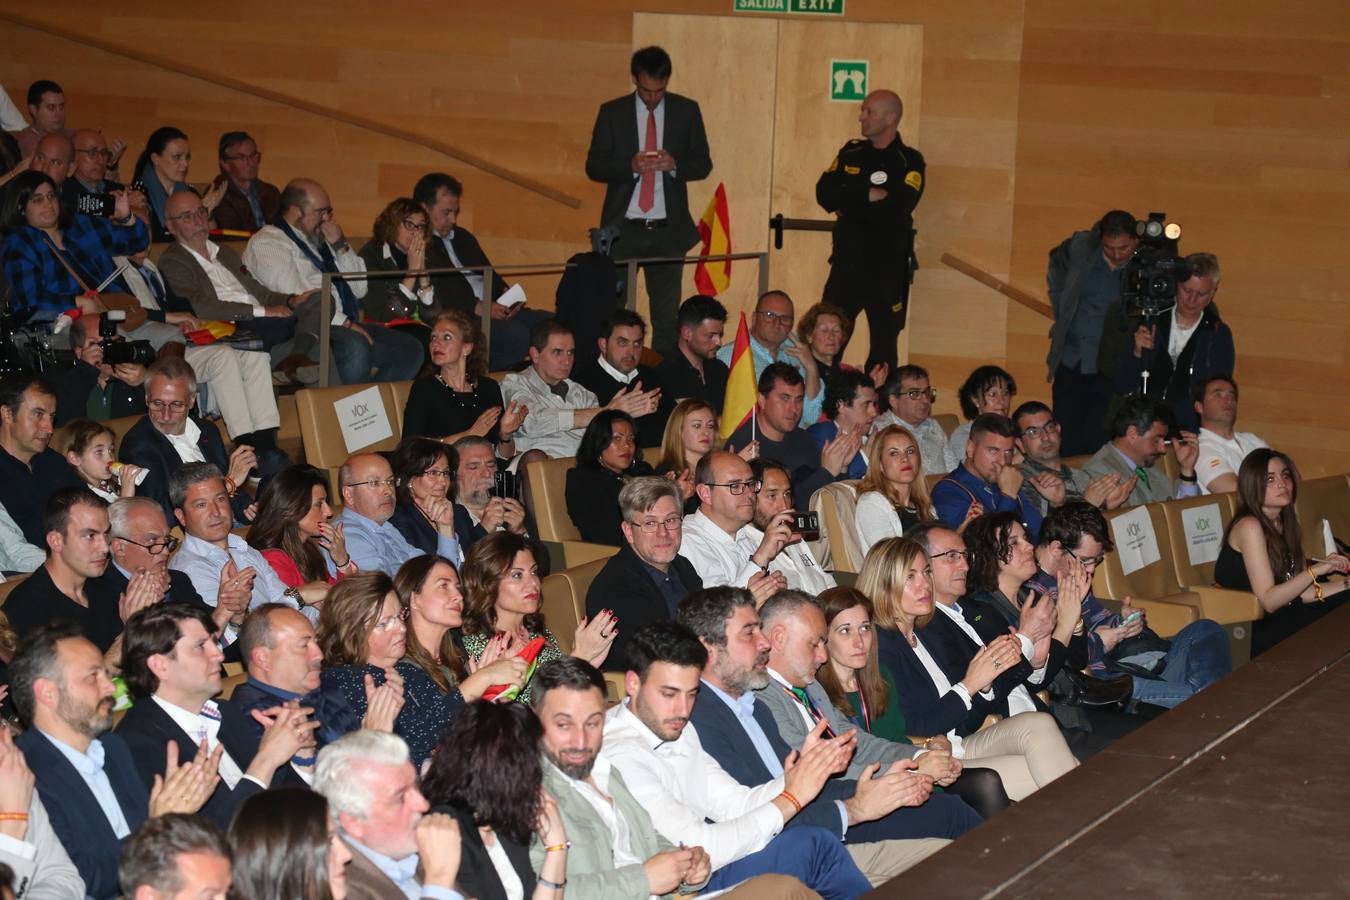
left=284, top=586, right=307, bottom=610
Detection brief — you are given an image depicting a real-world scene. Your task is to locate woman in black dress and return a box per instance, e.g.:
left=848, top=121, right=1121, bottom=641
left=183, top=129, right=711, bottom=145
left=564, top=410, right=653, bottom=545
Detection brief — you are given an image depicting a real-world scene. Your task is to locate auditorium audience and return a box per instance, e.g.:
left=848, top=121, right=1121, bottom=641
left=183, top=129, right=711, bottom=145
left=945, top=365, right=1016, bottom=463
left=716, top=291, right=823, bottom=424
left=680, top=450, right=788, bottom=600
left=653, top=294, right=730, bottom=407
left=210, top=131, right=279, bottom=233
left=872, top=365, right=958, bottom=475
left=854, top=424, right=936, bottom=550
left=52, top=315, right=148, bottom=425
left=585, top=477, right=702, bottom=671
left=1028, top=501, right=1233, bottom=708
left=726, top=364, right=859, bottom=502
left=1216, top=450, right=1350, bottom=655
left=248, top=464, right=357, bottom=591
left=313, top=730, right=463, bottom=899
left=565, top=409, right=654, bottom=546
left=129, top=127, right=226, bottom=242
left=574, top=309, right=669, bottom=448
left=61, top=418, right=141, bottom=501
left=109, top=245, right=198, bottom=351
left=338, top=451, right=459, bottom=577
left=931, top=413, right=1043, bottom=540
left=227, top=789, right=352, bottom=900
left=389, top=438, right=458, bottom=558
left=854, top=537, right=1078, bottom=800
left=807, top=368, right=878, bottom=479
left=420, top=701, right=567, bottom=900
left=448, top=435, right=529, bottom=553
left=13, top=81, right=71, bottom=159
left=244, top=178, right=423, bottom=384
left=459, top=532, right=616, bottom=702
left=118, top=813, right=233, bottom=900
left=1082, top=397, right=1201, bottom=507
left=1193, top=375, right=1268, bottom=495
left=317, top=570, right=460, bottom=768
left=1012, top=400, right=1133, bottom=515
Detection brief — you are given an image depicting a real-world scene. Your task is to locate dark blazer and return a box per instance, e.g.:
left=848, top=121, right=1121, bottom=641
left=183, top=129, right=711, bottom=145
left=425, top=226, right=510, bottom=318
left=431, top=804, right=537, bottom=900
left=0, top=444, right=83, bottom=547
left=87, top=565, right=207, bottom=619
left=923, top=606, right=1035, bottom=709
left=564, top=465, right=630, bottom=546
left=210, top=177, right=281, bottom=233
left=585, top=92, right=712, bottom=250
left=875, top=625, right=1000, bottom=738
left=586, top=542, right=702, bottom=672
left=52, top=359, right=146, bottom=426
left=389, top=500, right=440, bottom=557
left=118, top=414, right=251, bottom=521
left=16, top=729, right=148, bottom=900
left=453, top=503, right=490, bottom=554
left=962, top=589, right=1081, bottom=691
left=573, top=360, right=672, bottom=448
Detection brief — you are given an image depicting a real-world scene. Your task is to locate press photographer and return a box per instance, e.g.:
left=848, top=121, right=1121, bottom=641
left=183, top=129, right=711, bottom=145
left=52, top=312, right=150, bottom=424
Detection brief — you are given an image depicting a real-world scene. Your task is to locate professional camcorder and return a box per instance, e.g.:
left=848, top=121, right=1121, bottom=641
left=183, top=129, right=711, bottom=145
left=1120, top=212, right=1188, bottom=318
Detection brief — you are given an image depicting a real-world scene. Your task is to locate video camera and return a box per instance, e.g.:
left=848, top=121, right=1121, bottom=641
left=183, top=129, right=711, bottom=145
left=99, top=311, right=155, bottom=367
left=1120, top=212, right=1188, bottom=318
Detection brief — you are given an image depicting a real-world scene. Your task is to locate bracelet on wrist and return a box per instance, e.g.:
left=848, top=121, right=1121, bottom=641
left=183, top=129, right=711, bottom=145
left=778, top=789, right=802, bottom=814
left=1177, top=471, right=1197, bottom=483
left=224, top=475, right=238, bottom=497
left=538, top=877, right=566, bottom=890
left=0, top=812, right=29, bottom=822
left=332, top=556, right=351, bottom=568
left=543, top=841, right=570, bottom=853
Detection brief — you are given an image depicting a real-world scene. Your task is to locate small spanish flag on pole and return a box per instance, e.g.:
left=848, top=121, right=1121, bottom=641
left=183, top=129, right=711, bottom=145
left=720, top=312, right=758, bottom=441
left=694, top=183, right=732, bottom=296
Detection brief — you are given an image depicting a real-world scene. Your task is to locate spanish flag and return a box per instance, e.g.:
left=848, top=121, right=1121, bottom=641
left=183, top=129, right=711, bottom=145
left=720, top=312, right=757, bottom=441
left=694, top=183, right=732, bottom=296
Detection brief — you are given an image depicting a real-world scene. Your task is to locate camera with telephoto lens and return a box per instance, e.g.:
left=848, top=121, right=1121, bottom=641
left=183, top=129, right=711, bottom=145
left=1120, top=212, right=1189, bottom=318
left=98, top=311, right=155, bottom=366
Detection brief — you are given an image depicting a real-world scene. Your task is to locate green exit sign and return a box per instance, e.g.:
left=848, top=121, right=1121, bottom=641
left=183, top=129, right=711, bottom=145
left=830, top=60, right=868, bottom=101
left=733, top=0, right=845, bottom=15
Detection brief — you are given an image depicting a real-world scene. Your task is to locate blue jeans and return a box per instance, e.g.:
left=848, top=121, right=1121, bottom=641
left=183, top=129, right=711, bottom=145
left=1125, top=619, right=1232, bottom=709
left=330, top=322, right=424, bottom=383
left=703, top=826, right=871, bottom=900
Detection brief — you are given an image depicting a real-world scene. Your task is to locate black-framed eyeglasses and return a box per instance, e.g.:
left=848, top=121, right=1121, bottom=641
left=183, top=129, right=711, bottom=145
left=400, top=218, right=427, bottom=232
left=164, top=207, right=209, bottom=225
left=74, top=147, right=113, bottom=160
left=117, top=535, right=180, bottom=556
left=707, top=479, right=761, bottom=495
left=419, top=468, right=452, bottom=480
left=1065, top=548, right=1105, bottom=568
left=755, top=310, right=793, bottom=324
left=930, top=549, right=970, bottom=563
left=634, top=515, right=683, bottom=534
left=898, top=388, right=938, bottom=402
left=1021, top=421, right=1061, bottom=439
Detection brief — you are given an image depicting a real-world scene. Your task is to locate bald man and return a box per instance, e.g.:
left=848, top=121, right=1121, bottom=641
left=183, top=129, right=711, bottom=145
left=815, top=89, right=926, bottom=371
left=337, top=452, right=460, bottom=576
left=28, top=132, right=74, bottom=188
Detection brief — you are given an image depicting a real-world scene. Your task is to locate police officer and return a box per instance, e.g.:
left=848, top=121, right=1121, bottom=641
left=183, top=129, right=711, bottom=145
left=816, top=89, right=925, bottom=371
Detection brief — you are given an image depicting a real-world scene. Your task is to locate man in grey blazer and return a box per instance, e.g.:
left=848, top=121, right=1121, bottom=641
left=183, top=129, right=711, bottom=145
left=585, top=46, right=713, bottom=355
left=1082, top=397, right=1201, bottom=508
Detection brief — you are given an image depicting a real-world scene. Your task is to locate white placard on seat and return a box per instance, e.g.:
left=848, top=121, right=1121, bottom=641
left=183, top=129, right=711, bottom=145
left=1111, top=505, right=1161, bottom=576
left=335, top=385, right=393, bottom=454
left=1182, top=503, right=1224, bottom=567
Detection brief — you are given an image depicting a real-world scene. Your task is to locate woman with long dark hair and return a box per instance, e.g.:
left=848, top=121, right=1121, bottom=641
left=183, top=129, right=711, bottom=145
left=421, top=702, right=568, bottom=899
left=129, top=126, right=226, bottom=240
left=388, top=437, right=458, bottom=557
left=1216, top=448, right=1349, bottom=654
left=249, top=465, right=356, bottom=599
left=228, top=788, right=353, bottom=900
left=564, top=409, right=653, bottom=545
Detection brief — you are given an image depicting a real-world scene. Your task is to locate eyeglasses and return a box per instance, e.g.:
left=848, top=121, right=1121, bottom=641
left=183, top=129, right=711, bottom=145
left=1065, top=548, right=1106, bottom=568
left=148, top=399, right=189, bottom=412
left=372, top=608, right=410, bottom=631
left=419, top=468, right=451, bottom=480
left=634, top=515, right=683, bottom=534
left=708, top=479, right=761, bottom=495
left=311, top=206, right=334, bottom=218
left=756, top=310, right=793, bottom=325
left=116, top=535, right=180, bottom=555
left=164, top=207, right=210, bottom=225
left=348, top=478, right=397, bottom=490
left=74, top=147, right=113, bottom=160
left=898, top=388, right=938, bottom=402
left=1020, top=421, right=1061, bottom=439
left=400, top=218, right=427, bottom=232
left=981, top=387, right=1015, bottom=401
left=929, top=549, right=970, bottom=563
left=223, top=151, right=263, bottom=163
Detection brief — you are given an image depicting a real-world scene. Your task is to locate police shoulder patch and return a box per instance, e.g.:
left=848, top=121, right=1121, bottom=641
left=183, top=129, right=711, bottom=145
left=905, top=170, right=923, bottom=190
left=844, top=165, right=861, bottom=175
left=827, top=157, right=838, bottom=173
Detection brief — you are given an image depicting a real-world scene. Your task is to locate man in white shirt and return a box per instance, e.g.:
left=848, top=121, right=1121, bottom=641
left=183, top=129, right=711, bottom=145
left=1193, top=375, right=1268, bottom=494
left=114, top=603, right=313, bottom=825
left=745, top=460, right=835, bottom=596
left=243, top=178, right=423, bottom=384
left=602, top=620, right=872, bottom=897
left=502, top=319, right=659, bottom=459
left=873, top=365, right=958, bottom=474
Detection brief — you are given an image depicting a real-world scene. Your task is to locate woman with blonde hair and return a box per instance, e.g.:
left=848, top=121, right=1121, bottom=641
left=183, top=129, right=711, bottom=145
left=853, top=424, right=934, bottom=550
left=855, top=537, right=1077, bottom=801
left=656, top=398, right=755, bottom=512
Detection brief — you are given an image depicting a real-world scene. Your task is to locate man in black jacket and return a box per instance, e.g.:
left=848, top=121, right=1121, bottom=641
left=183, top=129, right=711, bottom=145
left=585, top=46, right=712, bottom=355
left=573, top=309, right=671, bottom=448
left=586, top=477, right=701, bottom=671
left=653, top=294, right=729, bottom=408
left=52, top=313, right=147, bottom=425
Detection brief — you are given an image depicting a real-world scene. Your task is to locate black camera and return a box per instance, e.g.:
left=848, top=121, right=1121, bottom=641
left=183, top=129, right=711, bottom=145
left=791, top=511, right=820, bottom=542
left=1120, top=212, right=1189, bottom=318
left=98, top=312, right=155, bottom=367
left=492, top=470, right=521, bottom=501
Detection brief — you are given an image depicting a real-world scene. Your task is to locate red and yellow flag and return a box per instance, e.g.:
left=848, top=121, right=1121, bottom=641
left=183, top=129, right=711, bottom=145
left=694, top=183, right=732, bottom=296
left=720, top=312, right=757, bottom=441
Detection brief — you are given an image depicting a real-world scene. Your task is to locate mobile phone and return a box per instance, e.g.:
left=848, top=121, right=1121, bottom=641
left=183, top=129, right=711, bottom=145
left=1121, top=610, right=1143, bottom=626
left=492, top=470, right=520, bottom=501
left=77, top=192, right=116, bottom=217
left=791, top=511, right=820, bottom=542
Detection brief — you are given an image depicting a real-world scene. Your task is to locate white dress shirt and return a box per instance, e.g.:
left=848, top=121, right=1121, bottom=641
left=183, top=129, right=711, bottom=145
left=242, top=224, right=366, bottom=326
left=184, top=241, right=266, bottom=315
left=0, top=83, right=25, bottom=131
left=933, top=603, right=1041, bottom=716
left=150, top=695, right=256, bottom=790
left=873, top=411, right=959, bottom=475
left=679, top=509, right=763, bottom=588
left=163, top=418, right=207, bottom=464
left=735, top=524, right=836, bottom=595
left=500, top=367, right=599, bottom=458
left=625, top=94, right=668, bottom=220
left=597, top=354, right=638, bottom=385
left=603, top=700, right=786, bottom=872
left=1196, top=428, right=1269, bottom=493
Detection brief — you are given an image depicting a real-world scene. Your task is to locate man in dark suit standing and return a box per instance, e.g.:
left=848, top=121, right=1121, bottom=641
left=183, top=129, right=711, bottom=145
left=587, top=478, right=702, bottom=671
left=586, top=46, right=713, bottom=356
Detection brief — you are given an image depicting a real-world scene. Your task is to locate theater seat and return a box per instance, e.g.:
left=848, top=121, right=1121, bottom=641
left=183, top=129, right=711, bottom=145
left=294, top=382, right=404, bottom=494
left=561, top=542, right=619, bottom=568
left=539, top=557, right=611, bottom=655
left=526, top=456, right=581, bottom=543
left=1159, top=493, right=1261, bottom=621
left=1296, top=473, right=1350, bottom=556
left=812, top=480, right=864, bottom=574
left=387, top=380, right=413, bottom=435
left=934, top=413, right=959, bottom=437
left=220, top=671, right=248, bottom=700
left=0, top=575, right=29, bottom=607
left=925, top=472, right=945, bottom=493
left=52, top=414, right=148, bottom=456
left=275, top=393, right=303, bottom=463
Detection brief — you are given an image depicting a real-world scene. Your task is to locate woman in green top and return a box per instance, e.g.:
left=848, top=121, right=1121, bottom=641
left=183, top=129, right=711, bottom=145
left=817, top=587, right=1012, bottom=818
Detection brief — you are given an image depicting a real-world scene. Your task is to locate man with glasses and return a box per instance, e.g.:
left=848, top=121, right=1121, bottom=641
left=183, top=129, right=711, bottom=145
left=873, top=365, right=957, bottom=475
left=586, top=477, right=703, bottom=671
left=1013, top=400, right=1134, bottom=515
left=338, top=452, right=460, bottom=577
left=680, top=451, right=794, bottom=603
left=62, top=128, right=146, bottom=219
left=931, top=413, right=1045, bottom=541
left=716, top=291, right=824, bottom=426
left=210, top=131, right=280, bottom=233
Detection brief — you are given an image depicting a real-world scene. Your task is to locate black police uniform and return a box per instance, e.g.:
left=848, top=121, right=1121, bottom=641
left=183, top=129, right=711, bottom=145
left=815, top=133, right=925, bottom=370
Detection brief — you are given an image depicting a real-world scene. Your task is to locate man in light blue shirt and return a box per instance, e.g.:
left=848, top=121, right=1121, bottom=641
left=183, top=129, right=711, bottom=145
left=315, top=731, right=464, bottom=900
left=716, top=291, right=824, bottom=427
left=338, top=453, right=460, bottom=576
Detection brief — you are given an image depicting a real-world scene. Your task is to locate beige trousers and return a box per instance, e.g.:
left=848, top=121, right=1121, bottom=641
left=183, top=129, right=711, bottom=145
left=961, top=710, right=1079, bottom=801
left=846, top=837, right=951, bottom=886
left=714, top=873, right=822, bottom=899
left=186, top=345, right=280, bottom=438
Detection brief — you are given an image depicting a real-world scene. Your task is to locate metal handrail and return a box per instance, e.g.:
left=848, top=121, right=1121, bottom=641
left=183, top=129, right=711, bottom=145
left=317, top=251, right=768, bottom=386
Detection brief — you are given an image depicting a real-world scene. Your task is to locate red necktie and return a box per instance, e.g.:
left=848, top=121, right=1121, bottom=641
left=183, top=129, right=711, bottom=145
left=638, top=109, right=657, bottom=213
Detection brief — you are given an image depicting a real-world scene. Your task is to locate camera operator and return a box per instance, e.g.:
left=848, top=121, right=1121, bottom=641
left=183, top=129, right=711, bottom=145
left=1098, top=252, right=1234, bottom=432
left=52, top=313, right=148, bottom=424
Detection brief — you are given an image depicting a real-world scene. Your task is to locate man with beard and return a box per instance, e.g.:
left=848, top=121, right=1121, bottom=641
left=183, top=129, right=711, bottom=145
left=742, top=459, right=835, bottom=595
left=530, top=657, right=818, bottom=900
left=11, top=622, right=219, bottom=899
left=653, top=295, right=729, bottom=407
left=574, top=309, right=670, bottom=448
left=448, top=436, right=528, bottom=554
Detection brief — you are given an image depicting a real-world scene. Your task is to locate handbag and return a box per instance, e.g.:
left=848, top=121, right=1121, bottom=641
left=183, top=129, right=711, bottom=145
left=1105, top=626, right=1172, bottom=679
